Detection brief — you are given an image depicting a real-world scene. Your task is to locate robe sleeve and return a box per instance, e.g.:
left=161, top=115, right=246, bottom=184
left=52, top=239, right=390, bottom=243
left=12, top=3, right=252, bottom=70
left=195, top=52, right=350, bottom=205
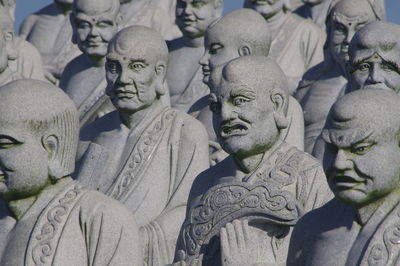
left=78, top=191, right=142, bottom=266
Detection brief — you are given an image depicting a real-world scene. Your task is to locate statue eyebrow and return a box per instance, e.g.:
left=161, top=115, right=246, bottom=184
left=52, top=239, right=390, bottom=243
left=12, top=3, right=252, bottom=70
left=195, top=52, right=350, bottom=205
left=230, top=87, right=256, bottom=99
left=383, top=59, right=400, bottom=74
left=329, top=130, right=374, bottom=148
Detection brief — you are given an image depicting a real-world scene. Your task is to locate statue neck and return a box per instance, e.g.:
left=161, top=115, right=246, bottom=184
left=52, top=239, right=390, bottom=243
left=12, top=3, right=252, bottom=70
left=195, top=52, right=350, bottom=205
left=234, top=139, right=282, bottom=174
left=119, top=99, right=163, bottom=130
left=86, top=54, right=106, bottom=68
left=8, top=195, right=37, bottom=220
left=355, top=190, right=400, bottom=225
left=184, top=36, right=205, bottom=48
left=265, top=9, right=287, bottom=40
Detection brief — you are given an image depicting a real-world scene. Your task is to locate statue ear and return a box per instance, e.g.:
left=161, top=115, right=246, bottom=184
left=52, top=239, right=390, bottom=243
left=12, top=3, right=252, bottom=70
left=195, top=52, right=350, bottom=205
left=238, top=45, right=252, bottom=57
left=4, top=31, right=16, bottom=60
left=70, top=13, right=77, bottom=44
left=155, top=61, right=167, bottom=95
left=271, top=91, right=289, bottom=129
left=42, top=135, right=63, bottom=181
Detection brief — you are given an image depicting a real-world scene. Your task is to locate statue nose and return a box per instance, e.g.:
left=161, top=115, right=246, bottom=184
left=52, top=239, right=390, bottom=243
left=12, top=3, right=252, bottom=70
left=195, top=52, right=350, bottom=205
left=333, top=150, right=352, bottom=170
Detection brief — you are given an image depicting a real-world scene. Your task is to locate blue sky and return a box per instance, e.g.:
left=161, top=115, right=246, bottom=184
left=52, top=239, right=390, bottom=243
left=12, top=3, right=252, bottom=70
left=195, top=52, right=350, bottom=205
left=15, top=0, right=400, bottom=31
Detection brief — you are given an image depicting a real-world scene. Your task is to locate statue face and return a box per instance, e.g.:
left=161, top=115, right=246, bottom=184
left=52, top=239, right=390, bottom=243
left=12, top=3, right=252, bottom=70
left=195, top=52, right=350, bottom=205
left=0, top=121, right=51, bottom=201
left=350, top=53, right=400, bottom=93
left=176, top=0, right=220, bottom=39
left=0, top=36, right=8, bottom=73
left=73, top=7, right=119, bottom=58
left=210, top=80, right=279, bottom=158
left=243, top=0, right=284, bottom=20
left=329, top=12, right=374, bottom=67
left=200, top=33, right=239, bottom=84
left=323, top=121, right=400, bottom=207
left=105, top=51, right=162, bottom=114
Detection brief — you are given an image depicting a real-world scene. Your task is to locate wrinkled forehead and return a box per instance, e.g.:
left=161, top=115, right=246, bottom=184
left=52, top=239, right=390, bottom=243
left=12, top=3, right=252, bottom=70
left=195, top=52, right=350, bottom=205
left=74, top=0, right=118, bottom=17
left=351, top=41, right=400, bottom=65
left=107, top=43, right=156, bottom=64
left=216, top=79, right=265, bottom=99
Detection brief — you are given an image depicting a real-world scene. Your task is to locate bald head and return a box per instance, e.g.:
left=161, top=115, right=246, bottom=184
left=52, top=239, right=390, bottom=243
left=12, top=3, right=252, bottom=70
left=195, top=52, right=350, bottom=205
left=73, top=0, right=119, bottom=15
left=108, top=26, right=168, bottom=66
left=330, top=0, right=376, bottom=21
left=0, top=80, right=79, bottom=176
left=327, top=89, right=400, bottom=139
left=207, top=8, right=271, bottom=56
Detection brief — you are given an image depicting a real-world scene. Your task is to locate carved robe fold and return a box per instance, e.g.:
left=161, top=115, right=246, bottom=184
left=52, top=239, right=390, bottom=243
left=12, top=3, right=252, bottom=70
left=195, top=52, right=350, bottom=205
left=288, top=195, right=400, bottom=266
left=0, top=177, right=142, bottom=266
left=76, top=103, right=209, bottom=265
left=269, top=13, right=326, bottom=94
left=175, top=142, right=332, bottom=265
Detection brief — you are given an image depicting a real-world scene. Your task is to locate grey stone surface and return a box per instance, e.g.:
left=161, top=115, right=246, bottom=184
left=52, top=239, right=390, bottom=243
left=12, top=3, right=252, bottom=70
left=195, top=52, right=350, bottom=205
left=288, top=89, right=400, bottom=266
left=75, top=25, right=210, bottom=265
left=244, top=0, right=326, bottom=94
left=166, top=0, right=223, bottom=114
left=119, top=0, right=181, bottom=41
left=197, top=9, right=305, bottom=165
left=19, top=0, right=81, bottom=84
left=299, top=0, right=379, bottom=155
left=60, top=0, right=120, bottom=127
left=0, top=79, right=142, bottom=266
left=173, top=56, right=332, bottom=266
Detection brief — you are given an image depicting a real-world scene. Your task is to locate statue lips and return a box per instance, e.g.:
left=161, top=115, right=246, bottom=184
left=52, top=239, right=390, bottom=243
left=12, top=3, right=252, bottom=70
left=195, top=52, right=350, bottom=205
left=251, top=0, right=278, bottom=5
left=220, top=121, right=249, bottom=138
left=115, top=87, right=138, bottom=100
left=201, top=65, right=211, bottom=77
left=0, top=168, right=6, bottom=183
left=332, top=174, right=366, bottom=191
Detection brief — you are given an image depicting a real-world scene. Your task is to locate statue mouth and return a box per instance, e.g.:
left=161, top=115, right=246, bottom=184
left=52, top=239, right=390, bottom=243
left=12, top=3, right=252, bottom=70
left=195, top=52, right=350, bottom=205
left=332, top=174, right=365, bottom=190
left=0, top=169, right=5, bottom=183
left=220, top=122, right=249, bottom=138
left=201, top=65, right=211, bottom=76
left=251, top=0, right=276, bottom=5
left=115, top=87, right=138, bottom=99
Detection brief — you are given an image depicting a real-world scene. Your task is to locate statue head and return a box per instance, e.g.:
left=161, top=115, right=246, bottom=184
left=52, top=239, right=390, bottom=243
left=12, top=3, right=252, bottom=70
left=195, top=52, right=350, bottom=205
left=176, top=0, right=223, bottom=39
left=348, top=21, right=400, bottom=93
left=0, top=80, right=79, bottom=202
left=322, top=89, right=400, bottom=208
left=199, top=8, right=271, bottom=84
left=243, top=0, right=291, bottom=20
left=0, top=7, right=15, bottom=72
left=210, top=56, right=289, bottom=160
left=71, top=0, right=120, bottom=62
left=106, top=26, right=168, bottom=115
left=326, top=0, right=377, bottom=70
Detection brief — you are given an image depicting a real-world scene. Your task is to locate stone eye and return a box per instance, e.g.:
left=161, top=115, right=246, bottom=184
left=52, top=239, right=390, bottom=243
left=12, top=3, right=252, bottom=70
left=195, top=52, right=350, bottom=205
left=129, top=62, right=145, bottom=71
left=0, top=136, right=21, bottom=150
left=358, top=63, right=370, bottom=71
left=351, top=143, right=374, bottom=155
left=106, top=61, right=119, bottom=74
left=233, top=97, right=248, bottom=106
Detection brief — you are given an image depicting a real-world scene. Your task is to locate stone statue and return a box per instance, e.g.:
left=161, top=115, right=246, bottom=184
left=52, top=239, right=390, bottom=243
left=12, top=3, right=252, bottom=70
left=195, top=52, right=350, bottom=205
left=347, top=21, right=400, bottom=94
left=166, top=0, right=223, bottom=114
left=288, top=89, right=400, bottom=266
left=75, top=26, right=209, bottom=265
left=119, top=0, right=181, bottom=41
left=19, top=0, right=82, bottom=84
left=173, top=57, right=332, bottom=266
left=197, top=9, right=305, bottom=165
left=244, top=0, right=326, bottom=94
left=59, top=0, right=121, bottom=127
left=0, top=79, right=142, bottom=266
left=0, top=0, right=15, bottom=21
left=294, top=0, right=385, bottom=30
left=299, top=0, right=378, bottom=155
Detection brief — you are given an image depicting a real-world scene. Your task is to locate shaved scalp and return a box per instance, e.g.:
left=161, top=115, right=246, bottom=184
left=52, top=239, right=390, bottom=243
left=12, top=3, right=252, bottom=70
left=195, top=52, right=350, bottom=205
left=330, top=0, right=376, bottom=20
left=108, top=25, right=168, bottom=65
left=73, top=0, right=120, bottom=16
left=0, top=80, right=79, bottom=176
left=349, top=21, right=400, bottom=63
left=327, top=89, right=400, bottom=139
left=207, top=8, right=272, bottom=56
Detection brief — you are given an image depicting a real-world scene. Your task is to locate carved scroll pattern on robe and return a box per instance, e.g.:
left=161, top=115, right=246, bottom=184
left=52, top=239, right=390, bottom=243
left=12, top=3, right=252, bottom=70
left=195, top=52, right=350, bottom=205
left=26, top=183, right=86, bottom=266
left=108, top=109, right=177, bottom=201
left=367, top=208, right=400, bottom=266
left=182, top=182, right=300, bottom=261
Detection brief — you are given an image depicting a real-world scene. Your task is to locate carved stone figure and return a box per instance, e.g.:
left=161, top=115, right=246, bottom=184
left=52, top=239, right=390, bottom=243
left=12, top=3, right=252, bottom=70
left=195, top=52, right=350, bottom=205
left=0, top=79, right=142, bottom=266
left=347, top=21, right=400, bottom=94
left=244, top=0, right=326, bottom=94
left=173, top=57, right=332, bottom=266
left=119, top=0, right=181, bottom=41
left=197, top=9, right=305, bottom=165
left=166, top=0, right=223, bottom=114
left=0, top=0, right=15, bottom=21
left=59, top=0, right=120, bottom=127
left=75, top=26, right=209, bottom=265
left=299, top=0, right=378, bottom=155
left=294, top=0, right=385, bottom=30
left=20, top=0, right=82, bottom=84
left=288, top=89, right=400, bottom=266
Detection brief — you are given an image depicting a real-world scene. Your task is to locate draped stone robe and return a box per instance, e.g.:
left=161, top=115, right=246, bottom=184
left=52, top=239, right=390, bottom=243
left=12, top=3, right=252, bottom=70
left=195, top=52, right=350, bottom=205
left=288, top=194, right=400, bottom=266
left=175, top=142, right=332, bottom=265
left=0, top=177, right=142, bottom=266
left=75, top=102, right=209, bottom=265
left=269, top=13, right=326, bottom=94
